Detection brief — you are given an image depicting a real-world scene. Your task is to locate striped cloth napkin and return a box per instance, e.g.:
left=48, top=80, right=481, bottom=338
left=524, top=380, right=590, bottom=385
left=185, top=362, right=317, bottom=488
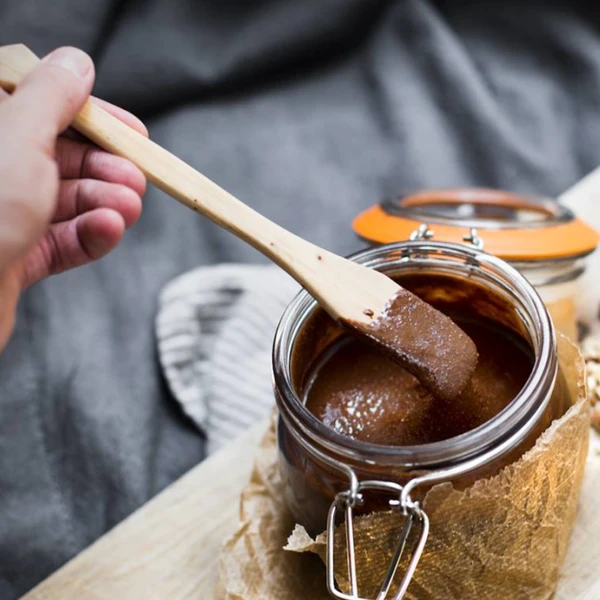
left=156, top=264, right=299, bottom=454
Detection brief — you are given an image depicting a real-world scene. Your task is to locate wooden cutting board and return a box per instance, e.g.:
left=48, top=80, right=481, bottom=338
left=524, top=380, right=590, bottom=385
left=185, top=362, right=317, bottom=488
left=20, top=422, right=266, bottom=600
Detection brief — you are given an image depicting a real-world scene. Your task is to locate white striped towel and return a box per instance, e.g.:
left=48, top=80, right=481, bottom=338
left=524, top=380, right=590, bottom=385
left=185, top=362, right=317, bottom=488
left=156, top=264, right=299, bottom=454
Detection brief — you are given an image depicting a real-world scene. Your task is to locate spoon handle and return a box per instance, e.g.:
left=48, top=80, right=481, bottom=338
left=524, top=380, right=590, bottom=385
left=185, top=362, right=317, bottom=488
left=0, top=44, right=327, bottom=296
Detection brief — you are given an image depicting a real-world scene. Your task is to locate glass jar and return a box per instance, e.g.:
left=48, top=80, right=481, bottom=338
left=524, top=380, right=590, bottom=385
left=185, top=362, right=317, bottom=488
left=273, top=241, right=570, bottom=599
left=352, top=189, right=599, bottom=340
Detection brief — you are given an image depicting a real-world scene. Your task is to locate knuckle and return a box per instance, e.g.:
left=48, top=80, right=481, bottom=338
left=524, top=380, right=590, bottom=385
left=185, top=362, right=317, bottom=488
left=80, top=145, right=96, bottom=178
left=41, top=226, right=64, bottom=275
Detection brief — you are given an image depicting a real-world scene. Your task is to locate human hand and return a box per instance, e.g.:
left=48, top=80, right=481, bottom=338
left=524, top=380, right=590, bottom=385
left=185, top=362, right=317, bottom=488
left=0, top=47, right=147, bottom=352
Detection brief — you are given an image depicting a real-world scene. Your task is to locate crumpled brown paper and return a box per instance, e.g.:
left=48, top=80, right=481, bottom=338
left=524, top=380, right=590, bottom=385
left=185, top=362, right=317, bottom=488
left=545, top=297, right=578, bottom=342
left=216, top=334, right=589, bottom=600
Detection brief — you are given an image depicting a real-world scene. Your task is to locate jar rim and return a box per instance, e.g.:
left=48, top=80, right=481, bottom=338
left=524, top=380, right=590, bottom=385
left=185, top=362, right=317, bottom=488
left=272, top=241, right=557, bottom=468
left=382, top=190, right=572, bottom=230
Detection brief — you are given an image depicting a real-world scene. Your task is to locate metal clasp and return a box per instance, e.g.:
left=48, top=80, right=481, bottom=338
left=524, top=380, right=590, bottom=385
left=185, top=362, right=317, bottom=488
left=409, top=223, right=485, bottom=252
left=326, top=480, right=430, bottom=600
left=463, top=227, right=484, bottom=250
left=409, top=223, right=434, bottom=241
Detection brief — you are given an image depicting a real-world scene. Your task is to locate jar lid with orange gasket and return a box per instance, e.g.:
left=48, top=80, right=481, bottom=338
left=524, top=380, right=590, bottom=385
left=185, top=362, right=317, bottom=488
left=353, top=188, right=598, bottom=261
left=353, top=188, right=600, bottom=340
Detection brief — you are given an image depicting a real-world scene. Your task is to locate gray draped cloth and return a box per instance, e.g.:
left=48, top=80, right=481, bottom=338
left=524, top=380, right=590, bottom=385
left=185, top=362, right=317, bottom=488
left=1, top=0, right=600, bottom=597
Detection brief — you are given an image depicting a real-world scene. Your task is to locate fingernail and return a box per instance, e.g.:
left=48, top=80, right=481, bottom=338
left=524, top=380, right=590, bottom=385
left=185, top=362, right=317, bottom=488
left=43, top=47, right=92, bottom=79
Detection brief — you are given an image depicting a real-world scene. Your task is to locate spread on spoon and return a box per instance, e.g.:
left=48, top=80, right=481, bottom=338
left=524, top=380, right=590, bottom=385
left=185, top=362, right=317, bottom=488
left=357, top=287, right=479, bottom=402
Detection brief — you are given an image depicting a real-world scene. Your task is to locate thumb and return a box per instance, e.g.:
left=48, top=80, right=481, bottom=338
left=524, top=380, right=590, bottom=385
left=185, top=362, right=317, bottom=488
left=9, top=47, right=94, bottom=151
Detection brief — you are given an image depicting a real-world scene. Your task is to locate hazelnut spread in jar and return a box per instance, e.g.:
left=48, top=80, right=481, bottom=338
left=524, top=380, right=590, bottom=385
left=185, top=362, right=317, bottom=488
left=304, top=274, right=534, bottom=447
left=273, top=241, right=570, bottom=597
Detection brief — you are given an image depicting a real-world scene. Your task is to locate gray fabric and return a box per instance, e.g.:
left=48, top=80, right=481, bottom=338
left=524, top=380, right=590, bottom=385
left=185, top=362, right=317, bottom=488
left=1, top=0, right=600, bottom=597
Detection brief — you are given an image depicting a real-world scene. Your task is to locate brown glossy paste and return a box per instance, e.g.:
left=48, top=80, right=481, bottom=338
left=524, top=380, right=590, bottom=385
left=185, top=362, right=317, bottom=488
left=303, top=273, right=534, bottom=446
left=306, top=315, right=532, bottom=446
left=359, top=288, right=479, bottom=402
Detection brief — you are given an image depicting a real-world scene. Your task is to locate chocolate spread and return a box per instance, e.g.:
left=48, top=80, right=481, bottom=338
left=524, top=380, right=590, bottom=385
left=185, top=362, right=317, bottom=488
left=361, top=289, right=479, bottom=402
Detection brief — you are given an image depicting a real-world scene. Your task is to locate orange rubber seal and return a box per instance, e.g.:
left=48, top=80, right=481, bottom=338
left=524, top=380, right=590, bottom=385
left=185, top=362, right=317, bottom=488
left=353, top=188, right=599, bottom=261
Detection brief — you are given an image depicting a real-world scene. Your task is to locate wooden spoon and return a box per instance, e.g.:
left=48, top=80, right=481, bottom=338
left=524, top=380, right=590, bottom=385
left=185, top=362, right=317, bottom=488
left=0, top=44, right=478, bottom=399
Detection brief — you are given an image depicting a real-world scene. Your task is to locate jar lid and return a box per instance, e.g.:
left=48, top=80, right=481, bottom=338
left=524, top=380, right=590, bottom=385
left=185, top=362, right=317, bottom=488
left=353, top=188, right=599, bottom=261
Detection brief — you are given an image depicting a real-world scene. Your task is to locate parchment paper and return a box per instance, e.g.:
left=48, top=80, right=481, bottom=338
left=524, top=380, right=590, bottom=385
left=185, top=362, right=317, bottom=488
left=546, top=297, right=578, bottom=342
left=216, top=334, right=592, bottom=600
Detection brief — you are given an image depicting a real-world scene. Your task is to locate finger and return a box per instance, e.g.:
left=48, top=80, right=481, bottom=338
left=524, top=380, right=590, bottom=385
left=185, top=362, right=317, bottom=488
left=53, top=179, right=142, bottom=227
left=92, top=98, right=149, bottom=137
left=20, top=208, right=126, bottom=288
left=61, top=97, right=149, bottom=143
left=9, top=47, right=94, bottom=152
left=56, top=138, right=146, bottom=196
